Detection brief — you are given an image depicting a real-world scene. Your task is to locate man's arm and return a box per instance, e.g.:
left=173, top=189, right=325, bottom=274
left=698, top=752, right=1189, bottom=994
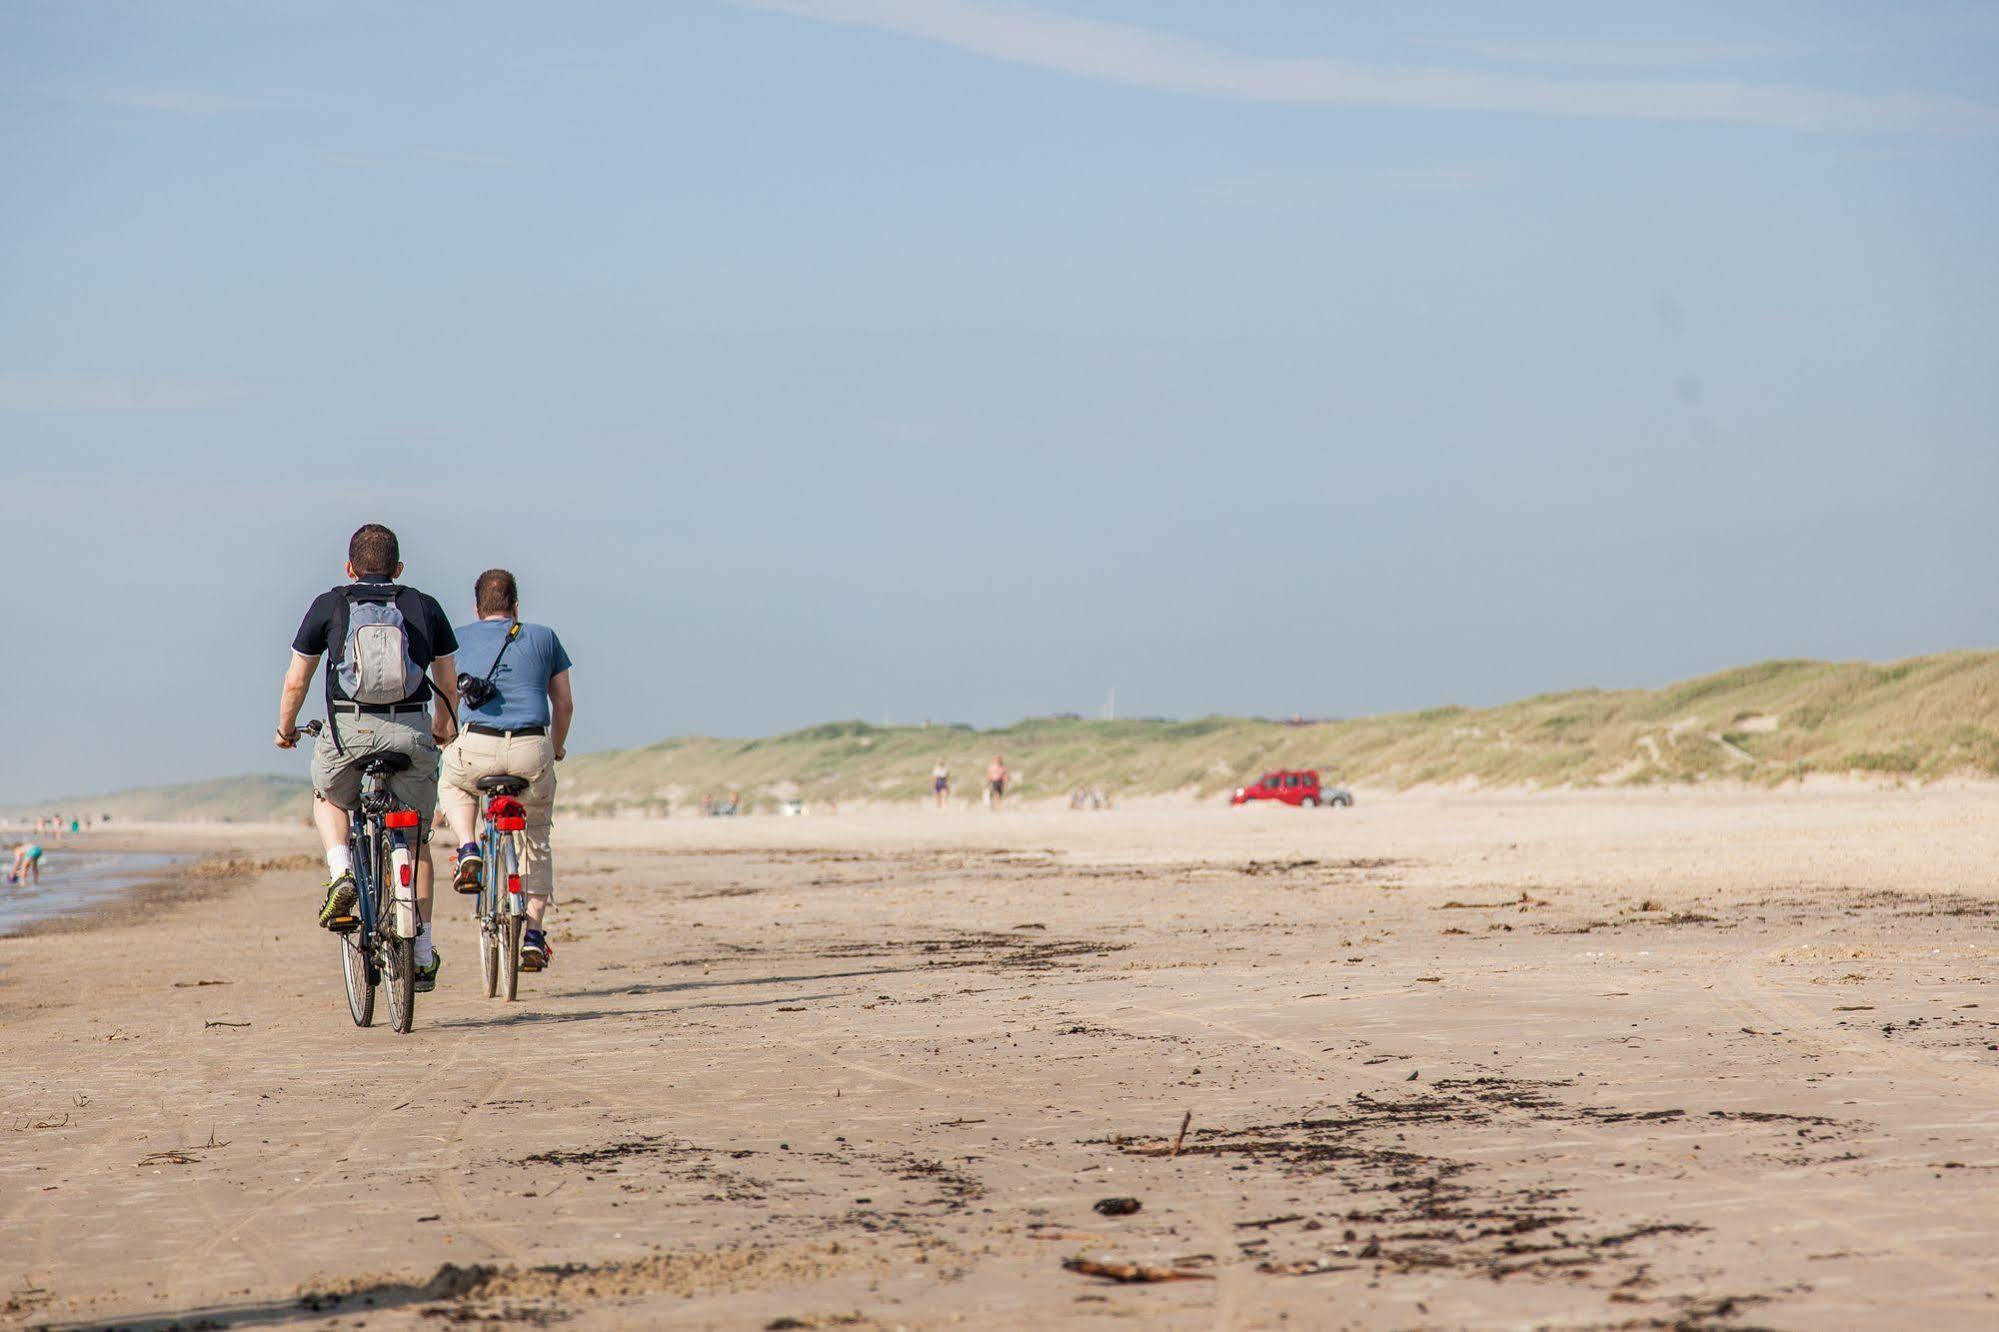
left=548, top=669, right=574, bottom=760
left=430, top=654, right=459, bottom=745
left=276, top=652, right=318, bottom=748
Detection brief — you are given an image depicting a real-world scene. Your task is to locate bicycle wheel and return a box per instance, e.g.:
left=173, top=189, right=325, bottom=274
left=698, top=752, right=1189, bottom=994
left=479, top=918, right=500, bottom=998
left=341, top=932, right=375, bottom=1027
left=500, top=914, right=522, bottom=1001
left=383, top=935, right=416, bottom=1033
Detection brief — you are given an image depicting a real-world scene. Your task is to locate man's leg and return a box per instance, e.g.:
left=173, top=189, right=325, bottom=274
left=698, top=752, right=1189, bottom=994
left=437, top=738, right=485, bottom=891
left=308, top=729, right=363, bottom=930
left=312, top=793, right=350, bottom=857
left=415, top=839, right=434, bottom=927
left=381, top=718, right=444, bottom=980
left=518, top=739, right=558, bottom=962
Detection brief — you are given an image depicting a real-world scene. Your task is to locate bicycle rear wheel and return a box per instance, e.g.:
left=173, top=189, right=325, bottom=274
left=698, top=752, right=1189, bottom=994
left=383, top=936, right=416, bottom=1032
left=480, top=918, right=500, bottom=998
left=500, top=915, right=521, bottom=1001
left=341, top=932, right=375, bottom=1027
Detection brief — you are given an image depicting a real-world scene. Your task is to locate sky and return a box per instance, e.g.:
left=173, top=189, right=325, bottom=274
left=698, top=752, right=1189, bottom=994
left=2, top=0, right=1996, bottom=802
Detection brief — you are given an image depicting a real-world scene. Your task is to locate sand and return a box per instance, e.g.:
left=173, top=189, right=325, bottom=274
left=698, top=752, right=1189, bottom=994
left=3, top=788, right=1997, bottom=1329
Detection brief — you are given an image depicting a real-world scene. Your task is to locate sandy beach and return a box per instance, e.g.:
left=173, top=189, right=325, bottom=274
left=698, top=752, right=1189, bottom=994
left=4, top=788, right=1998, bottom=1329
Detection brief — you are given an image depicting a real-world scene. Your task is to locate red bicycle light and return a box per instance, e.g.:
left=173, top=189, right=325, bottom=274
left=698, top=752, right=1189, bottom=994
left=494, top=816, right=527, bottom=831
left=383, top=810, right=420, bottom=829
left=507, top=875, right=522, bottom=893
left=399, top=864, right=413, bottom=886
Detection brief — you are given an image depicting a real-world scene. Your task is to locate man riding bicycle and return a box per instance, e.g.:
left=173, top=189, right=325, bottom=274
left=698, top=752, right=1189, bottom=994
left=275, top=524, right=459, bottom=991
left=438, top=568, right=574, bottom=972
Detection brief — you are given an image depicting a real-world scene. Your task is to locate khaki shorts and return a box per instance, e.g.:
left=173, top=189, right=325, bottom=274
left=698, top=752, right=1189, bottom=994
left=439, top=730, right=557, bottom=899
left=310, top=710, right=440, bottom=818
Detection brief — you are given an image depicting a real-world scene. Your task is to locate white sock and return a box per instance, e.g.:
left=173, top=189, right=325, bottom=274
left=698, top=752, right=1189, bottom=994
left=415, top=922, right=434, bottom=966
left=326, top=847, right=351, bottom=877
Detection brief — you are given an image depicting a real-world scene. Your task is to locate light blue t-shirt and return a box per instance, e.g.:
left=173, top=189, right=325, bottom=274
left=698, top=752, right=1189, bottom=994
left=455, top=619, right=572, bottom=729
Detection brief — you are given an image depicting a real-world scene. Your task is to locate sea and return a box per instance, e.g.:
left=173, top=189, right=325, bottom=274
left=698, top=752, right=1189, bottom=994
left=0, top=851, right=185, bottom=937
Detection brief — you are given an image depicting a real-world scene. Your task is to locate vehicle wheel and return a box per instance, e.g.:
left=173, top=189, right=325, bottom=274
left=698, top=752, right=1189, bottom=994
left=501, top=915, right=523, bottom=1002
left=1334, top=795, right=1352, bottom=808
left=479, top=920, right=500, bottom=999
left=384, top=936, right=416, bottom=1033
left=341, top=933, right=375, bottom=1027
left=1301, top=796, right=1319, bottom=808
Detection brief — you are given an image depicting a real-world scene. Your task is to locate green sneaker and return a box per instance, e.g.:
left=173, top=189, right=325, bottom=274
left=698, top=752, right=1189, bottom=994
left=318, top=872, right=358, bottom=932
left=415, top=947, right=441, bottom=993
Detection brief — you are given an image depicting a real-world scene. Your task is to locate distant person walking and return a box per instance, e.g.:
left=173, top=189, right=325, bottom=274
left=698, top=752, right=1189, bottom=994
left=986, top=755, right=1008, bottom=810
left=932, top=760, right=951, bottom=809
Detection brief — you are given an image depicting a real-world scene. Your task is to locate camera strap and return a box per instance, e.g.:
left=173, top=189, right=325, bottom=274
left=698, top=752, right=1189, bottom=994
left=469, top=621, right=522, bottom=703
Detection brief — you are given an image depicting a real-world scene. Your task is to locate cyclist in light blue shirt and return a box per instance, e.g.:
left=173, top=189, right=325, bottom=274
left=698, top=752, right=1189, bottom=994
left=437, top=569, right=575, bottom=972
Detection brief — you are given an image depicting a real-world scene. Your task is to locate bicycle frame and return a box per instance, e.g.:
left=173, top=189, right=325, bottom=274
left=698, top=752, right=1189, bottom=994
left=354, top=772, right=420, bottom=951
left=478, top=798, right=527, bottom=924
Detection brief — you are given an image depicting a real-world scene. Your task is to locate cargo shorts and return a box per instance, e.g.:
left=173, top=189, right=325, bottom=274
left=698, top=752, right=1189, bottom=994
left=439, top=730, right=557, bottom=898
left=310, top=709, right=441, bottom=820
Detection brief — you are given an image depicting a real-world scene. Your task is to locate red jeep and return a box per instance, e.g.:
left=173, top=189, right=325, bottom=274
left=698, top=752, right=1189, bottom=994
left=1230, top=769, right=1353, bottom=808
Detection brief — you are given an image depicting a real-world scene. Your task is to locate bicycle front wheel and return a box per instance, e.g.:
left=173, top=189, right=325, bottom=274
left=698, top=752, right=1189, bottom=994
left=342, top=931, right=375, bottom=1026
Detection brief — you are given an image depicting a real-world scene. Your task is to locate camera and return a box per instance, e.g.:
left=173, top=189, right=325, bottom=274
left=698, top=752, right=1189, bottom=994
left=457, top=673, right=500, bottom=709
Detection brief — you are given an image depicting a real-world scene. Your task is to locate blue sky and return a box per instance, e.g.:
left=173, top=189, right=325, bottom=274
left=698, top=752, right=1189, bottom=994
left=2, top=1, right=1995, bottom=802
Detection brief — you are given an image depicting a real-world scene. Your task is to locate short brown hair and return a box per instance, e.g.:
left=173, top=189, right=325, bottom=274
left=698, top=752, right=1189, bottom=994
left=475, top=568, right=519, bottom=617
left=348, top=524, right=399, bottom=576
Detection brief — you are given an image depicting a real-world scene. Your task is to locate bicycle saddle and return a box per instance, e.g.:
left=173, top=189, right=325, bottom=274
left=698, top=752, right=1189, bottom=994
left=477, top=774, right=530, bottom=796
left=362, top=753, right=415, bottom=775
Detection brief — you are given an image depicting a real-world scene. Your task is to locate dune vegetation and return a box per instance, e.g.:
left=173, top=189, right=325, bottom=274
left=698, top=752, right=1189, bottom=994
left=22, top=651, right=1999, bottom=822
left=556, top=650, right=1999, bottom=815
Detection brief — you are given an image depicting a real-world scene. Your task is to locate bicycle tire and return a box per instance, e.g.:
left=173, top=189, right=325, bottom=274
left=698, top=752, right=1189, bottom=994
left=383, top=935, right=416, bottom=1033
left=342, top=932, right=375, bottom=1027
left=480, top=920, right=500, bottom=998
left=501, top=914, right=521, bottom=1001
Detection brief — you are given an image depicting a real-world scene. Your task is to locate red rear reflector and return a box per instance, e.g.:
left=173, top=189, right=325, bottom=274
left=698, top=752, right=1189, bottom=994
left=494, top=816, right=526, bottom=831
left=384, top=811, right=420, bottom=829
left=399, top=865, right=413, bottom=886
left=507, top=875, right=521, bottom=893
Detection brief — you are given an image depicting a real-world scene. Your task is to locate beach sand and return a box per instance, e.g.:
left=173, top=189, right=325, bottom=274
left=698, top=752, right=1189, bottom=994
left=4, top=788, right=1997, bottom=1329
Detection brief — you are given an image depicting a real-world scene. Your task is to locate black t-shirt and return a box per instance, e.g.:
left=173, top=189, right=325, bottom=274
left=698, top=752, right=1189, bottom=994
left=292, top=576, right=458, bottom=704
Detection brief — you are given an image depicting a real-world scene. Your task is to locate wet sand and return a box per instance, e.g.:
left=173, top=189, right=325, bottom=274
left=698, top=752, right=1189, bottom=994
left=3, top=789, right=1997, bottom=1329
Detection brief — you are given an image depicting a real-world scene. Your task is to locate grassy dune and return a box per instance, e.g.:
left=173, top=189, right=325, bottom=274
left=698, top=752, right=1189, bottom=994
left=9, top=773, right=312, bottom=825
left=20, top=651, right=1999, bottom=821
left=558, top=650, right=1999, bottom=814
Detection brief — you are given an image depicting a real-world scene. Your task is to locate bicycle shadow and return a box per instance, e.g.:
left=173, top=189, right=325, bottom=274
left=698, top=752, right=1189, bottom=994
left=33, top=1275, right=438, bottom=1331
left=545, top=961, right=917, bottom=1003
left=431, top=989, right=845, bottom=1030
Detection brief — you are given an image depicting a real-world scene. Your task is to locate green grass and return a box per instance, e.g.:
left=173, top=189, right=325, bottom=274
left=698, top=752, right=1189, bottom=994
left=554, top=649, right=1999, bottom=813
left=24, top=649, right=1999, bottom=821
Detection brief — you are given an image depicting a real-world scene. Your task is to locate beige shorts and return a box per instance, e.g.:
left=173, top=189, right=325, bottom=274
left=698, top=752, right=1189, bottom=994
left=310, top=710, right=440, bottom=819
left=440, top=730, right=557, bottom=899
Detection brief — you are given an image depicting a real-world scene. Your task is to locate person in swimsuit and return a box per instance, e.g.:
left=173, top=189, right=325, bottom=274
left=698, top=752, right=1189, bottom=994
left=932, top=760, right=951, bottom=809
left=18, top=842, right=43, bottom=884
left=986, top=755, right=1007, bottom=810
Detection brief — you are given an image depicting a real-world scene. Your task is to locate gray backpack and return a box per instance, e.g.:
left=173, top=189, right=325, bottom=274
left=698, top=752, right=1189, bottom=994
left=332, top=585, right=420, bottom=704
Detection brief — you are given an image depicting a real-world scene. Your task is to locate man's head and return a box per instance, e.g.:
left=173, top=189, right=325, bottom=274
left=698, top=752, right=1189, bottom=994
left=346, top=524, right=403, bottom=580
left=475, top=568, right=520, bottom=619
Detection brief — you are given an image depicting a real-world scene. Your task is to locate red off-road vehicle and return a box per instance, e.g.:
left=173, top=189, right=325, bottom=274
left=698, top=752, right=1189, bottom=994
left=1230, top=769, right=1353, bottom=808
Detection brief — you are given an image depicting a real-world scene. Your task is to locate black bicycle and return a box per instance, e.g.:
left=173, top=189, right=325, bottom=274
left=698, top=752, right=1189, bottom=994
left=297, top=720, right=422, bottom=1033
